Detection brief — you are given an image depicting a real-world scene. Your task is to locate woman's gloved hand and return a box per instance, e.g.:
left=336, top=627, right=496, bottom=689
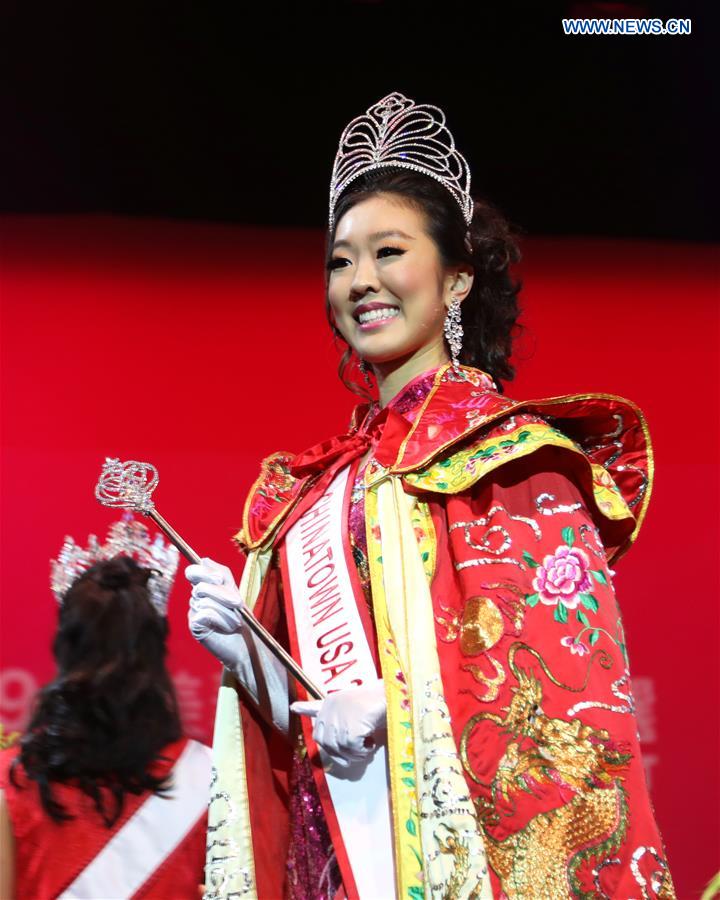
left=186, top=558, right=245, bottom=641
left=185, top=558, right=290, bottom=734
left=291, top=679, right=387, bottom=770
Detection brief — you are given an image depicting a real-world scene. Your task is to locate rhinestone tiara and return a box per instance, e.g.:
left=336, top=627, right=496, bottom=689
left=329, top=92, right=473, bottom=229
left=50, top=515, right=180, bottom=617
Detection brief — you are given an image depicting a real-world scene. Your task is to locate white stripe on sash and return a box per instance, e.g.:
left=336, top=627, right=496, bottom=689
left=285, top=464, right=395, bottom=899
left=60, top=739, right=212, bottom=899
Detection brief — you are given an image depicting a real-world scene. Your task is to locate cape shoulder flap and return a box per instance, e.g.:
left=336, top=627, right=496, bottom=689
left=235, top=451, right=310, bottom=551
left=395, top=365, right=653, bottom=562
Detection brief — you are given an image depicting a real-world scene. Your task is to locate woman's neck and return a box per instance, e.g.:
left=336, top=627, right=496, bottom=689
left=372, top=344, right=450, bottom=408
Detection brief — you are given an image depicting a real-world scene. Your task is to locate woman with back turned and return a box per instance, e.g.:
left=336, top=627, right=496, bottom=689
left=1, top=552, right=211, bottom=899
left=186, top=93, right=675, bottom=898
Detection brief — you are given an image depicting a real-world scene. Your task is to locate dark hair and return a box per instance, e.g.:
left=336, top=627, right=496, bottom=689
left=12, top=556, right=182, bottom=825
left=326, top=169, right=522, bottom=394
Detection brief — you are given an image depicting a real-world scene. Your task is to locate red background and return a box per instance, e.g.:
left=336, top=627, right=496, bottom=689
left=1, top=215, right=718, bottom=896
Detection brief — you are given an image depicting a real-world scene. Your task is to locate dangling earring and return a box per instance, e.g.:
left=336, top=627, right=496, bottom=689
left=444, top=297, right=464, bottom=373
left=359, top=358, right=374, bottom=390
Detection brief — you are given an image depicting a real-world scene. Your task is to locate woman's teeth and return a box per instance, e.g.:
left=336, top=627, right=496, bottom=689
left=358, top=307, right=400, bottom=324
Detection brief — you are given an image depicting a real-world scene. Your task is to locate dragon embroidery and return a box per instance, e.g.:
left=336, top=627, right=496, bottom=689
left=459, top=643, right=675, bottom=898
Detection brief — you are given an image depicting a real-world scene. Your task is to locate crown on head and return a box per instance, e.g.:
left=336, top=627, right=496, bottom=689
left=329, top=92, right=473, bottom=230
left=50, top=515, right=180, bottom=616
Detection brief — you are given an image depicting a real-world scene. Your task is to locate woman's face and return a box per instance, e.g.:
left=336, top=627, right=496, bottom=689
left=327, top=194, right=468, bottom=368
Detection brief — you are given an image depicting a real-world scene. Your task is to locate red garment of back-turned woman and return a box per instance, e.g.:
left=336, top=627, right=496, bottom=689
left=1, top=736, right=209, bottom=900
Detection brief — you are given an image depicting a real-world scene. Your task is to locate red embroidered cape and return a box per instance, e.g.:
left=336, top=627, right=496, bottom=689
left=233, top=365, right=674, bottom=899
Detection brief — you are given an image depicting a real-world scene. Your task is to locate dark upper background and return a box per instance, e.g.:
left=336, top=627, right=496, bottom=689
left=1, top=0, right=717, bottom=240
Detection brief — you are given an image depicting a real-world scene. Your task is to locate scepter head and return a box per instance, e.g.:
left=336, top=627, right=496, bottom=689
left=95, top=457, right=159, bottom=514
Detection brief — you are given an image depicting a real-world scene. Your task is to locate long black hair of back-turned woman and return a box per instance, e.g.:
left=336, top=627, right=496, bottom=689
left=12, top=556, right=182, bottom=826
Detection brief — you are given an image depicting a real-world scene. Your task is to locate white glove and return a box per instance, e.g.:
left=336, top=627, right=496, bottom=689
left=187, top=558, right=245, bottom=640
left=291, top=679, right=387, bottom=770
left=186, top=558, right=289, bottom=734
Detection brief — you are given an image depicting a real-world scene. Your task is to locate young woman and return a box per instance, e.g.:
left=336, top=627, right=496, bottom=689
left=0, top=555, right=211, bottom=899
left=187, top=93, right=675, bottom=899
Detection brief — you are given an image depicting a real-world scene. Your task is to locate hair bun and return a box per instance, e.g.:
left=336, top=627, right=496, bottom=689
left=97, top=557, right=136, bottom=591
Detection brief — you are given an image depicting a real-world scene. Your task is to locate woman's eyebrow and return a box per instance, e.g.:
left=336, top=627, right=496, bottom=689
left=370, top=229, right=415, bottom=242
left=332, top=229, right=415, bottom=251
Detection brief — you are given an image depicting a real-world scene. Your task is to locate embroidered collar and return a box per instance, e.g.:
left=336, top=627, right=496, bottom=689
left=302, top=364, right=500, bottom=476
left=364, top=366, right=440, bottom=429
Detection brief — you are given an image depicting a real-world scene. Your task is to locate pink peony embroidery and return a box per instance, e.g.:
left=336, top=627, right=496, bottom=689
left=533, top=545, right=592, bottom=609
left=561, top=635, right=589, bottom=656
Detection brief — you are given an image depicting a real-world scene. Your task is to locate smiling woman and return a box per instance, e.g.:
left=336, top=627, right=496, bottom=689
left=184, top=93, right=676, bottom=899
left=326, top=171, right=520, bottom=405
left=328, top=194, right=471, bottom=402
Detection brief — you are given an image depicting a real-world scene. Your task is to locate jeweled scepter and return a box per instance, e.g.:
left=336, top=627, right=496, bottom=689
left=95, top=457, right=323, bottom=699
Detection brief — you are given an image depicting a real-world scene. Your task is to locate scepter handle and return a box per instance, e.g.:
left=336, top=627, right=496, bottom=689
left=239, top=608, right=324, bottom=700
left=147, top=509, right=202, bottom=564
left=146, top=509, right=324, bottom=700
